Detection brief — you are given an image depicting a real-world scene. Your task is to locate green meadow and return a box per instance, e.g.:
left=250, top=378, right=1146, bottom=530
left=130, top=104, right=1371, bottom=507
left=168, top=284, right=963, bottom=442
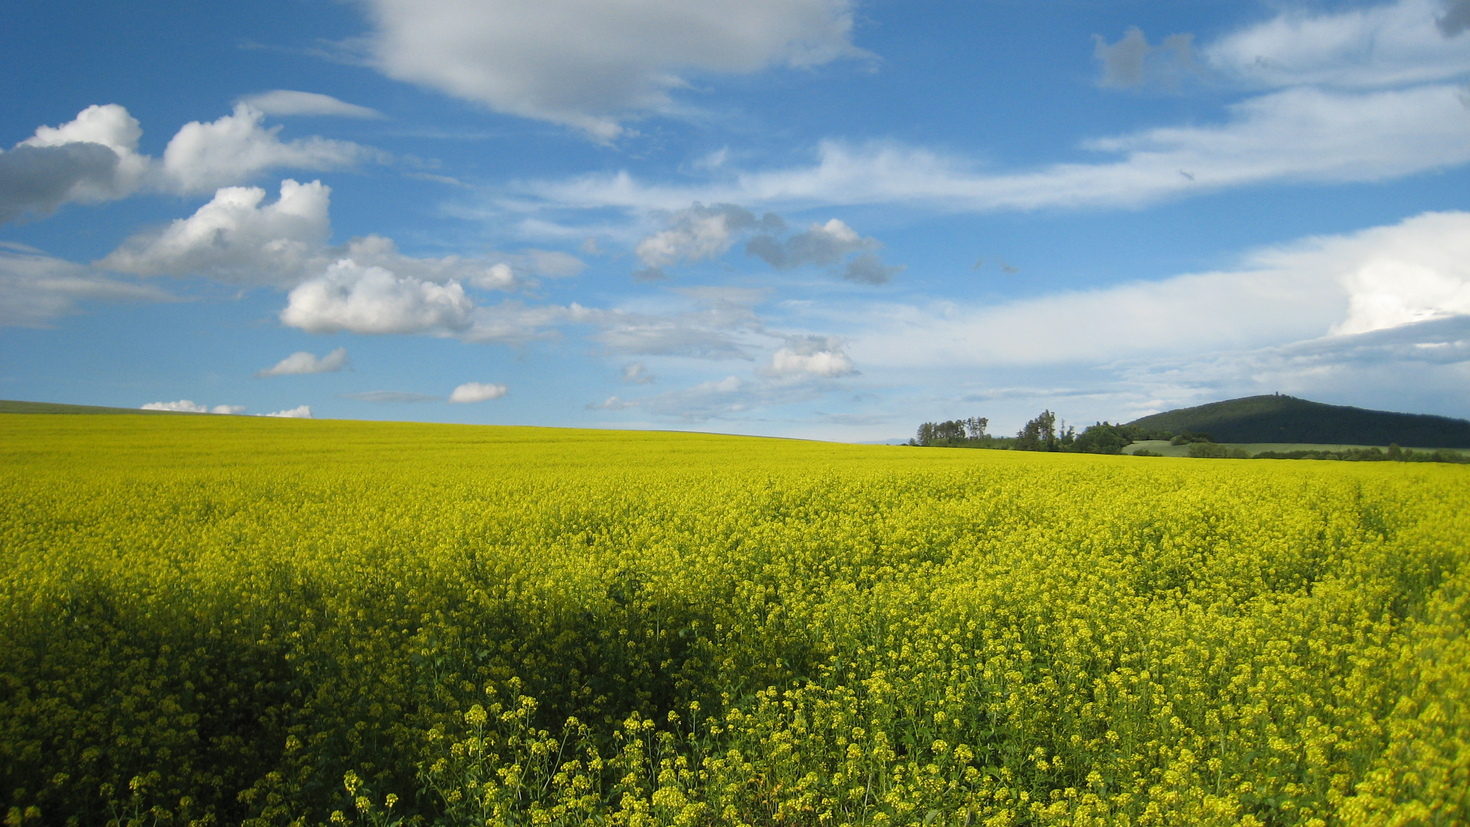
left=1123, top=439, right=1470, bottom=459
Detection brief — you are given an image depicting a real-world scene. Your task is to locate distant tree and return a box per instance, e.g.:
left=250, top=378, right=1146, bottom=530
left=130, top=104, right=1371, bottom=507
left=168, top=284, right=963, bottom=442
left=1073, top=422, right=1132, bottom=454
left=965, top=417, right=989, bottom=440
left=1015, top=410, right=1058, bottom=452
left=910, top=416, right=994, bottom=447
left=936, top=420, right=967, bottom=442
left=911, top=418, right=976, bottom=446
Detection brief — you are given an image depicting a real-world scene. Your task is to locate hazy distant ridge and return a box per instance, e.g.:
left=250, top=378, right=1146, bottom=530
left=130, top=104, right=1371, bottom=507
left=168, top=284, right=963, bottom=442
left=1127, top=395, right=1470, bottom=448
left=0, top=400, right=177, bottom=415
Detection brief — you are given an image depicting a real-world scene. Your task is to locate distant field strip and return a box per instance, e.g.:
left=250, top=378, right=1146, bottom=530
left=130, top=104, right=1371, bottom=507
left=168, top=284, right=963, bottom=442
left=1124, top=439, right=1470, bottom=458
left=2, top=415, right=1468, bottom=826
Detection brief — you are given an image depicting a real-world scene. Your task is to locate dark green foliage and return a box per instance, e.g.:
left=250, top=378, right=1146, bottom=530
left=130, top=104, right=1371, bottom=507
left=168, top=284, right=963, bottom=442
left=1072, top=422, right=1132, bottom=454
left=1014, top=410, right=1060, bottom=452
left=908, top=406, right=1468, bottom=464
left=1254, top=445, right=1470, bottom=464
left=1187, top=442, right=1230, bottom=458
left=1128, top=394, right=1470, bottom=448
left=909, top=417, right=991, bottom=447
left=1186, top=443, right=1250, bottom=459
left=911, top=415, right=1141, bottom=455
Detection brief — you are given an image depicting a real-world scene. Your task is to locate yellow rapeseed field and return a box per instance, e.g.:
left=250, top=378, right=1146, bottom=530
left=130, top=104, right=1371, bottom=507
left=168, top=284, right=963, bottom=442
left=2, top=414, right=1467, bottom=826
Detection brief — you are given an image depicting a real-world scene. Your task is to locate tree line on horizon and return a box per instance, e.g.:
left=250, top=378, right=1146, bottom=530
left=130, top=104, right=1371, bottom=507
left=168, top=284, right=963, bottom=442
left=907, top=411, right=1156, bottom=454
left=908, top=411, right=1469, bottom=463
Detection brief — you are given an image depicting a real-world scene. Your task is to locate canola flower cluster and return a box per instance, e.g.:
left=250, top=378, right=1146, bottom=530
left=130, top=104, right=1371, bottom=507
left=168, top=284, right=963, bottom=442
left=1, top=414, right=1467, bottom=826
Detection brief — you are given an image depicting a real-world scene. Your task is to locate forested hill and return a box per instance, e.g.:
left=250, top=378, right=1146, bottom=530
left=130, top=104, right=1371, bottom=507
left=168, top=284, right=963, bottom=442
left=1127, top=394, right=1470, bottom=447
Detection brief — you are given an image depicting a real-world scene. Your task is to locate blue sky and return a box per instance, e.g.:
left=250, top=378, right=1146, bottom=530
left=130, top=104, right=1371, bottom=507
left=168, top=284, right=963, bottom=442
left=3, top=0, right=1469, bottom=440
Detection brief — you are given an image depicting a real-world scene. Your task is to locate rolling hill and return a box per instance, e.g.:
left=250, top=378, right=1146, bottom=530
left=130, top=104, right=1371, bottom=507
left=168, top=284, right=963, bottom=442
left=0, top=399, right=178, bottom=415
left=1127, top=394, right=1470, bottom=448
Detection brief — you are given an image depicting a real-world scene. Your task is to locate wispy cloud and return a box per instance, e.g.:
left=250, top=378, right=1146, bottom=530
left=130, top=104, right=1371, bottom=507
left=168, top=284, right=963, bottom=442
left=587, top=287, right=770, bottom=360
left=840, top=211, right=1470, bottom=371
left=0, top=243, right=174, bottom=327
left=342, top=390, right=442, bottom=402
left=1206, top=0, right=1470, bottom=89
left=622, top=362, right=655, bottom=384
left=502, top=3, right=1469, bottom=226
left=633, top=203, right=780, bottom=278
left=237, top=90, right=384, bottom=119
left=514, top=85, right=1470, bottom=217
left=258, top=347, right=350, bottom=376
left=1109, top=315, right=1470, bottom=423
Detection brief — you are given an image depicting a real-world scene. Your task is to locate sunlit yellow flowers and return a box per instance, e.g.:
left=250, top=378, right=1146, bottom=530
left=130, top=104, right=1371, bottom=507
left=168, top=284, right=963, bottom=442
left=1, top=413, right=1466, bottom=825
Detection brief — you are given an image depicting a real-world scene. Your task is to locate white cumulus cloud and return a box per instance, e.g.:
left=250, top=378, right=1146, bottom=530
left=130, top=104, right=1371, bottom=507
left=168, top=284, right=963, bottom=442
left=263, top=405, right=313, bottom=418
left=1322, top=211, right=1470, bottom=334
left=356, top=0, right=865, bottom=139
left=160, top=103, right=380, bottom=194
left=339, top=235, right=527, bottom=291
left=258, top=347, right=351, bottom=377
left=1, top=104, right=150, bottom=222
left=2, top=103, right=381, bottom=222
left=449, top=381, right=508, bottom=403
left=100, top=180, right=538, bottom=291
left=281, top=259, right=476, bottom=335
left=762, top=335, right=856, bottom=378
left=140, top=400, right=245, bottom=414
left=141, top=400, right=208, bottom=412
left=100, top=179, right=332, bottom=284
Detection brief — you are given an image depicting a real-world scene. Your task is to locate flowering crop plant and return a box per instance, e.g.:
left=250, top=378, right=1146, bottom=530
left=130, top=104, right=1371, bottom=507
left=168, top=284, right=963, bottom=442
left=2, top=414, right=1467, bottom=826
